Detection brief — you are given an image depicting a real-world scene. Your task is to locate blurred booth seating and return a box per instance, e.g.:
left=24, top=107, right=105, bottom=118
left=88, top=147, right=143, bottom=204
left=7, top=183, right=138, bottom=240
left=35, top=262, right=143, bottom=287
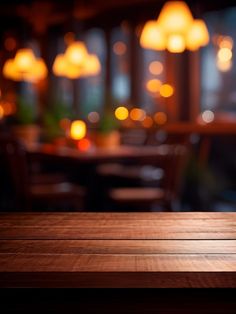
left=0, top=135, right=86, bottom=211
left=97, top=144, right=189, bottom=211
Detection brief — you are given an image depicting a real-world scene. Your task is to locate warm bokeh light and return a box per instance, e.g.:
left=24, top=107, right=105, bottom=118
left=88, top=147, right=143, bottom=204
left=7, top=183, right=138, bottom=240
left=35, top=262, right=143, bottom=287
left=14, top=48, right=36, bottom=72
left=113, top=41, right=127, bottom=55
left=140, top=1, right=209, bottom=53
left=142, top=116, right=153, bottom=128
left=149, top=61, right=163, bottom=75
left=65, top=41, right=88, bottom=66
left=158, top=1, right=194, bottom=34
left=3, top=59, right=21, bottom=81
left=140, top=21, right=166, bottom=50
left=115, top=106, right=129, bottom=120
left=167, top=34, right=185, bottom=53
left=82, top=54, right=101, bottom=76
left=146, top=79, right=162, bottom=93
left=52, top=54, right=67, bottom=76
left=201, top=110, right=215, bottom=123
left=130, top=108, right=146, bottom=121
left=186, top=19, right=209, bottom=50
left=160, top=84, right=174, bottom=97
left=70, top=120, right=86, bottom=140
left=88, top=111, right=100, bottom=123
left=154, top=112, right=167, bottom=125
left=0, top=106, right=4, bottom=119
left=78, top=138, right=91, bottom=152
left=0, top=101, right=16, bottom=116
left=217, top=47, right=232, bottom=62
left=216, top=59, right=232, bottom=72
left=219, top=36, right=233, bottom=49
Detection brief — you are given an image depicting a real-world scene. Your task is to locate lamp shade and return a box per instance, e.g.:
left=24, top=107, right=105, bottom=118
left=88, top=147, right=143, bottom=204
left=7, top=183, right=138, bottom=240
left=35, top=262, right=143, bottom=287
left=157, top=1, right=194, bottom=34
left=52, top=54, right=67, bottom=76
left=65, top=41, right=88, bottom=66
left=14, top=48, right=36, bottom=73
left=3, top=59, right=21, bottom=81
left=186, top=19, right=209, bottom=50
left=81, top=54, right=101, bottom=76
left=140, top=20, right=166, bottom=50
left=167, top=34, right=186, bottom=53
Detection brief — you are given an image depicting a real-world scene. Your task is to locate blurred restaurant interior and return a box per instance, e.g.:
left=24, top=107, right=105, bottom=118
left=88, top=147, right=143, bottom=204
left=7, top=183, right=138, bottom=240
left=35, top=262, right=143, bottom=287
left=1, top=0, right=236, bottom=213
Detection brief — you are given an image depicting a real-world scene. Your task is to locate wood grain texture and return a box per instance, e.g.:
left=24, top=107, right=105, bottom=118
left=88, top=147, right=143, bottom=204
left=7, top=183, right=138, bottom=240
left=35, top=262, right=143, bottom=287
left=0, top=212, right=236, bottom=287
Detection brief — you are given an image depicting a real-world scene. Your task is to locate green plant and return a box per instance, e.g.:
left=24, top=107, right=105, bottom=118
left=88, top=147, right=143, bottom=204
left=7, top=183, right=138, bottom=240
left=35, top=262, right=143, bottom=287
left=15, top=96, right=37, bottom=125
left=42, top=101, right=75, bottom=141
left=97, top=93, right=119, bottom=133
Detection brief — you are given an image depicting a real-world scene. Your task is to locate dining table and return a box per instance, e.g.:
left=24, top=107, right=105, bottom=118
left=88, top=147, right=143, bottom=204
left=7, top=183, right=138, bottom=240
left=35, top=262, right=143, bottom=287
left=0, top=211, right=236, bottom=288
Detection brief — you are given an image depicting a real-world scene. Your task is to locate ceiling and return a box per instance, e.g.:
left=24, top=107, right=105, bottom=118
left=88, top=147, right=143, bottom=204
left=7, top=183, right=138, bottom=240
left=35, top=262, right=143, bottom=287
left=0, top=0, right=236, bottom=36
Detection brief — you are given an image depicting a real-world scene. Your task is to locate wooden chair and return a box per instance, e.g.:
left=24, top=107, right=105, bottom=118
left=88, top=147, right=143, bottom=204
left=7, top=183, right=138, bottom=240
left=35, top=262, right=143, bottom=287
left=0, top=135, right=86, bottom=211
left=105, top=144, right=189, bottom=211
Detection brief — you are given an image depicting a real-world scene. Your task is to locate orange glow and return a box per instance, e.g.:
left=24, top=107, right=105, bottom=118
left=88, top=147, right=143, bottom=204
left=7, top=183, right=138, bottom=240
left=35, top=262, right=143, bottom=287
left=14, top=48, right=36, bottom=72
left=167, top=34, right=185, bottom=53
left=3, top=59, right=21, bottom=81
left=70, top=120, right=86, bottom=140
left=113, top=41, right=127, bottom=55
left=158, top=1, right=193, bottom=34
left=146, top=79, right=162, bottom=93
left=66, top=63, right=82, bottom=79
left=154, top=112, right=167, bottom=125
left=142, top=116, right=153, bottom=128
left=52, top=54, right=67, bottom=77
left=217, top=47, right=232, bottom=62
left=24, top=58, right=48, bottom=82
left=115, top=106, right=129, bottom=120
left=0, top=106, right=4, bottom=119
left=130, top=108, right=146, bottom=121
left=65, top=41, right=88, bottom=66
left=149, top=61, right=163, bottom=75
left=140, top=21, right=166, bottom=50
left=160, top=84, right=174, bottom=97
left=146, top=79, right=161, bottom=93
left=1, top=101, right=16, bottom=115
left=219, top=36, right=233, bottom=49
left=88, top=111, right=100, bottom=123
left=78, top=138, right=91, bottom=151
left=81, top=54, right=101, bottom=76
left=186, top=19, right=209, bottom=50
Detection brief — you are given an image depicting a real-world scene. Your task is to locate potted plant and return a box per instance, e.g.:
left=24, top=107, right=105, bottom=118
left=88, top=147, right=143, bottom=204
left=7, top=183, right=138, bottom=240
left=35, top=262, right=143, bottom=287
left=93, top=94, right=120, bottom=148
left=12, top=96, right=40, bottom=145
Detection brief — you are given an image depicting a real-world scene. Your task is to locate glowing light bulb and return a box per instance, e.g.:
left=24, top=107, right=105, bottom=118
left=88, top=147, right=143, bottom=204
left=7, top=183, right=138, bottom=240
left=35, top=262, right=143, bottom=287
left=115, top=106, right=129, bottom=120
left=70, top=120, right=86, bottom=140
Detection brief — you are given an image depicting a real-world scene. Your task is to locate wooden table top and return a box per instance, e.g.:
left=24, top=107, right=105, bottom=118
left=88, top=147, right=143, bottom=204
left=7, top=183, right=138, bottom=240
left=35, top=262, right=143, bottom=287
left=0, top=212, right=236, bottom=288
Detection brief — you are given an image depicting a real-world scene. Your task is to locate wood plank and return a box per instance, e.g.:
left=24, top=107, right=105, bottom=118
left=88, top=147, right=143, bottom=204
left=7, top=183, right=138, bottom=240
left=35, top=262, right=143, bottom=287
left=1, top=212, right=236, bottom=221
left=1, top=218, right=236, bottom=228
left=0, top=239, right=236, bottom=254
left=0, top=226, right=236, bottom=239
left=1, top=253, right=236, bottom=272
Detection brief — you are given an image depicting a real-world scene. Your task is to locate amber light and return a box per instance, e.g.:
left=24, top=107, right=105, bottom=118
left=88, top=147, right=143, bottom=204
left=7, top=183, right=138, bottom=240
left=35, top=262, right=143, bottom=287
left=70, top=120, right=86, bottom=140
left=154, top=112, right=167, bottom=125
left=3, top=48, right=48, bottom=82
left=140, top=1, right=209, bottom=53
left=115, top=106, right=129, bottom=120
left=130, top=108, right=146, bottom=121
left=53, top=40, right=101, bottom=79
left=160, top=84, right=174, bottom=98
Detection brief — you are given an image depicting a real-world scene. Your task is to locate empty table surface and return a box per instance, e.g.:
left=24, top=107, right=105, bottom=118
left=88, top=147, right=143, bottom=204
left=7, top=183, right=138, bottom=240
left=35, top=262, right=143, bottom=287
left=0, top=212, right=236, bottom=287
